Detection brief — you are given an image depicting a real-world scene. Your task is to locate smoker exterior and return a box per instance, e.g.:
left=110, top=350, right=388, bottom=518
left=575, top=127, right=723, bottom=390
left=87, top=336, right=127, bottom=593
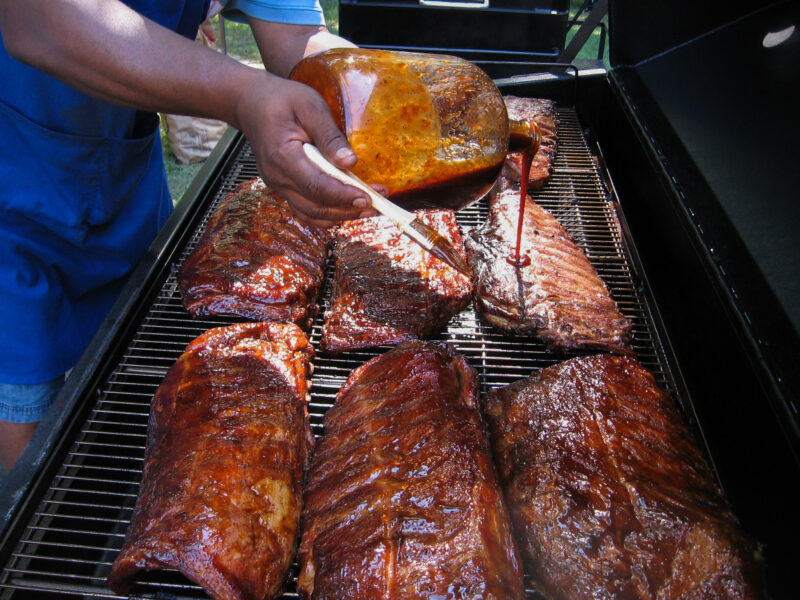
left=1, top=0, right=799, bottom=598
left=585, top=1, right=800, bottom=595
left=339, top=0, right=570, bottom=75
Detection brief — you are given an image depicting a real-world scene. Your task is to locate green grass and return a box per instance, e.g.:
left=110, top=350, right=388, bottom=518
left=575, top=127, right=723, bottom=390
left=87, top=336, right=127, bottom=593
left=161, top=125, right=205, bottom=202
left=321, top=0, right=339, bottom=32
left=219, top=20, right=262, bottom=62
left=566, top=0, right=609, bottom=64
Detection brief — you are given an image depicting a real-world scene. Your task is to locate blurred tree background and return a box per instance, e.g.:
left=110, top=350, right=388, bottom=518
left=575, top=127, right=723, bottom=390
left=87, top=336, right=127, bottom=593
left=161, top=0, right=607, bottom=204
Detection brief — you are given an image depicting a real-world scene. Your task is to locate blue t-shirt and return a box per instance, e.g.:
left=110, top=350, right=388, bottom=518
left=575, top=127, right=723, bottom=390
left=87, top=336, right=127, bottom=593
left=220, top=0, right=325, bottom=25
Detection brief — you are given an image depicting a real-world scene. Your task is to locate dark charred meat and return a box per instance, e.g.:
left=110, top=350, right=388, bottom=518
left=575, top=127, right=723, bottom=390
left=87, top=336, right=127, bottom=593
left=466, top=181, right=631, bottom=353
left=178, top=179, right=329, bottom=329
left=504, top=96, right=559, bottom=190
left=108, top=322, right=315, bottom=600
left=298, top=340, right=524, bottom=600
left=484, top=354, right=766, bottom=600
left=321, top=210, right=472, bottom=354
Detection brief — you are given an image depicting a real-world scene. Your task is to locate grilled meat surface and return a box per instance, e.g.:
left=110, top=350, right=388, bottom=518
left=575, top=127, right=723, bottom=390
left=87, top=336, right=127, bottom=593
left=321, top=210, right=472, bottom=354
left=504, top=96, right=559, bottom=190
left=178, top=179, right=329, bottom=328
left=298, top=340, right=524, bottom=600
left=484, top=354, right=765, bottom=600
left=108, top=322, right=315, bottom=600
left=466, top=181, right=631, bottom=353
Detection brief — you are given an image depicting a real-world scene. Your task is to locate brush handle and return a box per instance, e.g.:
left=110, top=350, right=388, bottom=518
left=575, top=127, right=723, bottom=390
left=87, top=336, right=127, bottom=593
left=303, top=143, right=468, bottom=272
left=302, top=143, right=415, bottom=227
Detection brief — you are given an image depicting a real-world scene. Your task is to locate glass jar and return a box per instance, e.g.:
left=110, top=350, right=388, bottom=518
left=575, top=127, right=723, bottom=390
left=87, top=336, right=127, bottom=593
left=290, top=48, right=533, bottom=210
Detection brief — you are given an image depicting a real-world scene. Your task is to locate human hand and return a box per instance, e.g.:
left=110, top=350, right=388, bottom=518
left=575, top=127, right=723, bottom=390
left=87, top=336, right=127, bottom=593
left=234, top=71, right=375, bottom=228
left=198, top=19, right=217, bottom=47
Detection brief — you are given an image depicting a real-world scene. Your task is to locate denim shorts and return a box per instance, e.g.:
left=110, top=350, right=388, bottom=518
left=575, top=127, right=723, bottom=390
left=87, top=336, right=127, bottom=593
left=0, top=376, right=65, bottom=423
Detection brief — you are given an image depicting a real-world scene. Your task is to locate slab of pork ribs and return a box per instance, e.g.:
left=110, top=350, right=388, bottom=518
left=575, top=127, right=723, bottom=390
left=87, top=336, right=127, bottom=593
left=178, top=179, right=329, bottom=329
left=298, top=340, right=525, bottom=600
left=321, top=209, right=472, bottom=354
left=466, top=180, right=631, bottom=353
left=108, top=322, right=315, bottom=600
left=484, top=354, right=766, bottom=600
left=504, top=96, right=559, bottom=190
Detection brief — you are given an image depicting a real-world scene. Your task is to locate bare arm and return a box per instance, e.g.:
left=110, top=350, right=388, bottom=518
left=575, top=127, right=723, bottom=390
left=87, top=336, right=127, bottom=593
left=0, top=0, right=368, bottom=226
left=242, top=20, right=365, bottom=222
left=248, top=21, right=356, bottom=78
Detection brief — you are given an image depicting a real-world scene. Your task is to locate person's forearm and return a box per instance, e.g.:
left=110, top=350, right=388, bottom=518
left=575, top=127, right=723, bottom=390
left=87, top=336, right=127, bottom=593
left=0, top=0, right=372, bottom=226
left=247, top=21, right=356, bottom=78
left=0, top=0, right=261, bottom=129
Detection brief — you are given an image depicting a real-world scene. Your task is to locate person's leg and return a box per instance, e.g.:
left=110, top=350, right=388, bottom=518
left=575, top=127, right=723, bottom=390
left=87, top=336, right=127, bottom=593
left=0, top=421, right=40, bottom=472
left=0, top=377, right=65, bottom=473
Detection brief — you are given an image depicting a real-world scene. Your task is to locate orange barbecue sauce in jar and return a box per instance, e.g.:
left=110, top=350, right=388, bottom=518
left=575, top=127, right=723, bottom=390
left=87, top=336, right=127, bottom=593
left=290, top=48, right=513, bottom=211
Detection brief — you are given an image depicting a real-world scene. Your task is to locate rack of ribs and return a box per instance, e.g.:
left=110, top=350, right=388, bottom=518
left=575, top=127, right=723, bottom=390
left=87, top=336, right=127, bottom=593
left=484, top=354, right=765, bottom=600
left=298, top=340, right=524, bottom=599
left=178, top=179, right=329, bottom=329
left=108, top=322, right=315, bottom=600
left=504, top=96, right=559, bottom=190
left=465, top=180, right=631, bottom=353
left=321, top=209, right=472, bottom=354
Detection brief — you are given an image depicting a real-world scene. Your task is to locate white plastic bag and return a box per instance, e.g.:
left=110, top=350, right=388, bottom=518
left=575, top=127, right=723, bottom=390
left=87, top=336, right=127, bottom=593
left=163, top=114, right=227, bottom=164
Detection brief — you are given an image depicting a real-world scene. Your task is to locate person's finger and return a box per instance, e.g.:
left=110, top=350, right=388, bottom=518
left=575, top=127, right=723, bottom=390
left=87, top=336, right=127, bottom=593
left=239, top=77, right=376, bottom=224
left=270, top=137, right=369, bottom=210
left=369, top=183, right=389, bottom=197
left=278, top=185, right=367, bottom=226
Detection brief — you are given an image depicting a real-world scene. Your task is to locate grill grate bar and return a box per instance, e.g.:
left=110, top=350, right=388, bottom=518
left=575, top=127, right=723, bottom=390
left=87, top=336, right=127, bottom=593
left=15, top=539, right=122, bottom=553
left=42, top=486, right=139, bottom=499
left=19, top=527, right=127, bottom=540
left=39, top=499, right=135, bottom=511
left=50, top=475, right=141, bottom=487
left=2, top=579, right=127, bottom=599
left=71, top=430, right=147, bottom=441
left=70, top=441, right=146, bottom=452
left=0, top=107, right=679, bottom=600
left=12, top=554, right=115, bottom=569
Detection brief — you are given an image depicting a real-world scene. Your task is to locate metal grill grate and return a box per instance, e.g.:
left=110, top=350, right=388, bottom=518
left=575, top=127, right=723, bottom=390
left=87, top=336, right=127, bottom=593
left=0, top=108, right=679, bottom=599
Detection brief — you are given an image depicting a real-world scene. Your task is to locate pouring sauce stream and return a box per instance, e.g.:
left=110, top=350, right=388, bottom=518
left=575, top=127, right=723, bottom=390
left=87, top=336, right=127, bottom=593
left=505, top=121, right=541, bottom=267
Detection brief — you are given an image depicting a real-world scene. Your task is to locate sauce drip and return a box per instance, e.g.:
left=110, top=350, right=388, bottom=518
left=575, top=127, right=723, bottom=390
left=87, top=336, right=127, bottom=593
left=505, top=121, right=541, bottom=267
left=513, top=142, right=534, bottom=266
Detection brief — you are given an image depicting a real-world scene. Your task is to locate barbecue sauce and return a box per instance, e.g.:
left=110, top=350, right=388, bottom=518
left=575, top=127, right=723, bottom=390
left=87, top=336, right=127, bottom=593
left=290, top=48, right=513, bottom=211
left=506, top=120, right=541, bottom=267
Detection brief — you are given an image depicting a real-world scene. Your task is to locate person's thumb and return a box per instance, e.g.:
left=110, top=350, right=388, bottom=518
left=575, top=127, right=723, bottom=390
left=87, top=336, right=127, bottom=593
left=299, top=101, right=357, bottom=170
left=318, top=128, right=357, bottom=171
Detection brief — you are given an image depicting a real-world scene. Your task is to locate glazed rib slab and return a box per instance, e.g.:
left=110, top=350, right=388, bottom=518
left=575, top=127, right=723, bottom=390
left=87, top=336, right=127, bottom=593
left=466, top=179, right=631, bottom=353
left=108, top=322, right=315, bottom=600
left=484, top=354, right=765, bottom=600
left=178, top=179, right=329, bottom=329
left=321, top=209, right=472, bottom=354
left=504, top=96, right=559, bottom=190
left=298, top=340, right=525, bottom=600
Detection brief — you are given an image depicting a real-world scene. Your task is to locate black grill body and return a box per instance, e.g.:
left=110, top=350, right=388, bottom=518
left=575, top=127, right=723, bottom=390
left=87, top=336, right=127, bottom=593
left=2, top=0, right=800, bottom=597
left=582, top=1, right=800, bottom=595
